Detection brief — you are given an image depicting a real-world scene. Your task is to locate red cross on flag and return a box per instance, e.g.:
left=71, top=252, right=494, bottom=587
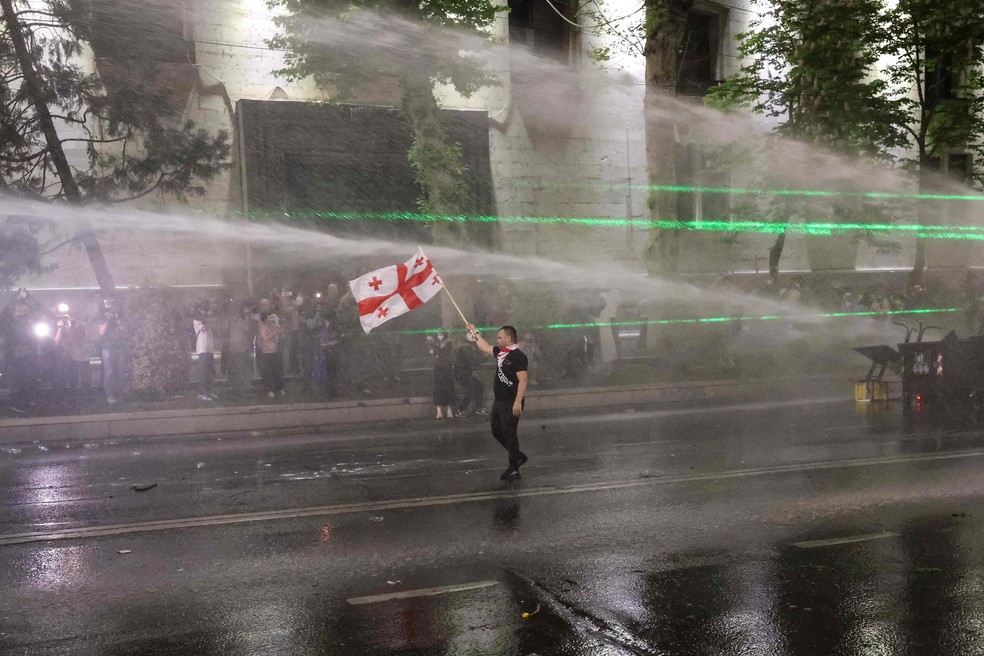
left=348, top=247, right=445, bottom=333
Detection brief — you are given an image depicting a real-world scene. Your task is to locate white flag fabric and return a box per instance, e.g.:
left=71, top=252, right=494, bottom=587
left=348, top=247, right=444, bottom=333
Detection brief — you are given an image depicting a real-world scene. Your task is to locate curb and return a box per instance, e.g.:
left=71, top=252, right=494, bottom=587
left=0, top=376, right=847, bottom=443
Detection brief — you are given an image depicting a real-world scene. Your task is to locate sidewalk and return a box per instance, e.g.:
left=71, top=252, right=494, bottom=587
left=0, top=375, right=853, bottom=444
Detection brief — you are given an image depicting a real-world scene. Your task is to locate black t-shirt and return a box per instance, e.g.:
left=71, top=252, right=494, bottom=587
left=492, top=346, right=528, bottom=404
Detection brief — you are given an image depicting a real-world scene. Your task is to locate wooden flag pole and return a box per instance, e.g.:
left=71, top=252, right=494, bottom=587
left=442, top=284, right=470, bottom=327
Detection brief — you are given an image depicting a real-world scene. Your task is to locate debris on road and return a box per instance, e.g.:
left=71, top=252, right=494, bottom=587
left=130, top=482, right=157, bottom=492
left=117, top=549, right=132, bottom=555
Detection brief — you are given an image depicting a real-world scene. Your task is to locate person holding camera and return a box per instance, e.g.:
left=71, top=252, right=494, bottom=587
left=53, top=305, right=91, bottom=396
left=96, top=297, right=125, bottom=405
left=257, top=310, right=285, bottom=398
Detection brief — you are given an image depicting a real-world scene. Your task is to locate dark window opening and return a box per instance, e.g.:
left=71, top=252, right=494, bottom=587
left=924, top=49, right=959, bottom=109
left=947, top=153, right=972, bottom=183
left=676, top=143, right=729, bottom=223
left=239, top=101, right=494, bottom=243
left=508, top=0, right=576, bottom=65
left=87, top=0, right=198, bottom=117
left=676, top=12, right=721, bottom=97
left=89, top=0, right=195, bottom=65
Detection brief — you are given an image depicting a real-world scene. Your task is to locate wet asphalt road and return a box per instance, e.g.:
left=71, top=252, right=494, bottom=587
left=2, top=398, right=984, bottom=655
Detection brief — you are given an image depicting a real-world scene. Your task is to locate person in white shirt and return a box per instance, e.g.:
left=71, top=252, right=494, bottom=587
left=194, top=305, right=217, bottom=401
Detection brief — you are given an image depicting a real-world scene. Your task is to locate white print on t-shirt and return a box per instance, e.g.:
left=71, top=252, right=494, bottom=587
left=496, top=347, right=518, bottom=387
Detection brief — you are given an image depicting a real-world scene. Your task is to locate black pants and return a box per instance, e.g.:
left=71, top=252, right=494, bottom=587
left=456, top=373, right=484, bottom=412
left=258, top=352, right=284, bottom=393
left=197, top=352, right=215, bottom=395
left=9, top=354, right=38, bottom=408
left=491, top=400, right=524, bottom=468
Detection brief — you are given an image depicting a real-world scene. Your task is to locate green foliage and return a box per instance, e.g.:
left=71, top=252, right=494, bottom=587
left=0, top=0, right=231, bottom=287
left=124, top=287, right=190, bottom=399
left=708, top=0, right=905, bottom=156
left=705, top=0, right=984, bottom=273
left=0, top=217, right=51, bottom=289
left=709, top=0, right=984, bottom=171
left=0, top=0, right=230, bottom=201
left=408, top=138, right=469, bottom=214
left=268, top=0, right=504, bottom=98
left=579, top=0, right=646, bottom=65
left=268, top=0, right=504, bottom=222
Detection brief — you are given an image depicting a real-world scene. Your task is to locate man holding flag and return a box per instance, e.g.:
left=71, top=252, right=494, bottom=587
left=350, top=249, right=529, bottom=479
left=467, top=323, right=529, bottom=481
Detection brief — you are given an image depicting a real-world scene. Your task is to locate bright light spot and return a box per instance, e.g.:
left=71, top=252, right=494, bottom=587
left=57, top=303, right=69, bottom=314
left=33, top=323, right=51, bottom=338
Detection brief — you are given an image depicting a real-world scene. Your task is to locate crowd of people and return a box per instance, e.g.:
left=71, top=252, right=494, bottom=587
left=0, top=284, right=360, bottom=414
left=188, top=284, right=356, bottom=402
left=425, top=329, right=487, bottom=419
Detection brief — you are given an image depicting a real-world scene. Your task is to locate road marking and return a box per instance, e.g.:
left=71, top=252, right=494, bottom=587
left=347, top=580, right=498, bottom=605
left=3, top=448, right=984, bottom=546
left=793, top=531, right=899, bottom=549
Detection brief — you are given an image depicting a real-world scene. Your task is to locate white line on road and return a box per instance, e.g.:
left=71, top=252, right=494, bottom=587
left=347, top=581, right=499, bottom=605
left=3, top=448, right=984, bottom=546
left=793, top=532, right=899, bottom=549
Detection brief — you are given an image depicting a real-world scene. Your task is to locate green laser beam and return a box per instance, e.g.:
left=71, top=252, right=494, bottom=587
left=634, top=184, right=984, bottom=202
left=237, top=209, right=984, bottom=242
left=394, top=307, right=960, bottom=335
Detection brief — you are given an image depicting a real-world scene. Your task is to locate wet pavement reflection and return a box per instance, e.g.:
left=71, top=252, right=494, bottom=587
left=4, top=400, right=984, bottom=654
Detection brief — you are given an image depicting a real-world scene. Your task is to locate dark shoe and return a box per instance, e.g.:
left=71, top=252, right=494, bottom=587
left=517, top=452, right=528, bottom=468
left=500, top=468, right=521, bottom=480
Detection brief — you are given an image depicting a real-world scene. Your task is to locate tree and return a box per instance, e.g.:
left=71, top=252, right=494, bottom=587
left=709, top=0, right=984, bottom=285
left=640, top=1, right=693, bottom=275
left=268, top=0, right=503, bottom=246
left=882, top=0, right=984, bottom=288
left=582, top=0, right=712, bottom=275
left=0, top=0, right=230, bottom=293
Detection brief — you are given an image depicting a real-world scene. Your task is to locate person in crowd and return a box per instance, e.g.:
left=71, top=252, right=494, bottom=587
left=314, top=311, right=339, bottom=399
left=596, top=289, right=621, bottom=375
left=280, top=289, right=300, bottom=375
left=296, top=291, right=319, bottom=394
left=454, top=330, right=486, bottom=416
left=466, top=323, right=529, bottom=480
left=257, top=309, right=285, bottom=398
left=254, top=297, right=272, bottom=322
left=53, top=304, right=91, bottom=397
left=427, top=329, right=455, bottom=419
left=95, top=297, right=125, bottom=405
left=523, top=331, right=542, bottom=386
left=780, top=276, right=803, bottom=303
left=192, top=303, right=218, bottom=401
left=1, top=295, right=40, bottom=413
left=223, top=300, right=255, bottom=396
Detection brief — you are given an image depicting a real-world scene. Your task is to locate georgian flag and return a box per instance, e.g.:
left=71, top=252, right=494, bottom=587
left=349, top=247, right=444, bottom=333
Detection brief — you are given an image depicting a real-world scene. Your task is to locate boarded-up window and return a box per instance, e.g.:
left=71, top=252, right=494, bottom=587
left=238, top=101, right=494, bottom=242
